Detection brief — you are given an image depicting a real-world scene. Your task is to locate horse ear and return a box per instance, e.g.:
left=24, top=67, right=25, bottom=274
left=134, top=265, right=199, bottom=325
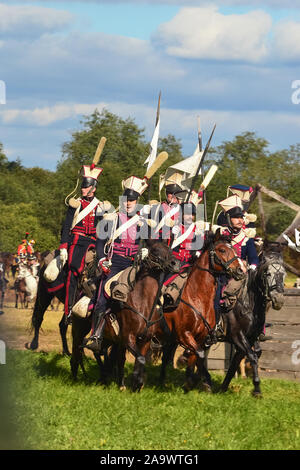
left=214, top=228, right=221, bottom=241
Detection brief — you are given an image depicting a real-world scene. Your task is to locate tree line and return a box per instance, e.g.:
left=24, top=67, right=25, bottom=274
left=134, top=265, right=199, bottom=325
left=1, top=108, right=300, bottom=268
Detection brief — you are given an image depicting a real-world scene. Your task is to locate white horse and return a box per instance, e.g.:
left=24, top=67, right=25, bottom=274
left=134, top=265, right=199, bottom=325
left=15, top=262, right=38, bottom=307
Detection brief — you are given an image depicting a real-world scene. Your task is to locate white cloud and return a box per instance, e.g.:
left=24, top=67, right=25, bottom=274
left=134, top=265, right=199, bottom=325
left=154, top=6, right=272, bottom=63
left=272, top=20, right=300, bottom=61
left=0, top=3, right=74, bottom=35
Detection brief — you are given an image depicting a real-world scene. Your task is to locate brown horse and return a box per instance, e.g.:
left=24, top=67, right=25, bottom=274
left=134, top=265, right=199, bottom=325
left=108, top=233, right=243, bottom=392
left=158, top=232, right=246, bottom=392
left=0, top=252, right=15, bottom=275
left=70, top=240, right=180, bottom=390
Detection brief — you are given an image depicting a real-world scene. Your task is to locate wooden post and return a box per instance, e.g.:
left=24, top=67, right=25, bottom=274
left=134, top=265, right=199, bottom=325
left=277, top=211, right=300, bottom=243
left=257, top=190, right=267, bottom=237
left=257, top=184, right=300, bottom=212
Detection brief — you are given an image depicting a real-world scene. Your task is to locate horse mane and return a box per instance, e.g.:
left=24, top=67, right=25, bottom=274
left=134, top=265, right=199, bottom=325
left=262, top=239, right=285, bottom=255
left=201, top=230, right=232, bottom=252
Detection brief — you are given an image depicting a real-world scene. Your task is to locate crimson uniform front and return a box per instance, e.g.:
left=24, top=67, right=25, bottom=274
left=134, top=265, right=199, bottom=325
left=60, top=197, right=102, bottom=317
left=93, top=211, right=149, bottom=317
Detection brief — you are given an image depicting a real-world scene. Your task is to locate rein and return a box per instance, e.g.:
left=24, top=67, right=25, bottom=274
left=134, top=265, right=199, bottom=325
left=180, top=298, right=214, bottom=336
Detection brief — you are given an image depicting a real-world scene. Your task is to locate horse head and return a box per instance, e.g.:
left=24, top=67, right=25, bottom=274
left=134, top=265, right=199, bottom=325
left=206, top=231, right=246, bottom=280
left=258, top=240, right=286, bottom=310
left=144, top=239, right=180, bottom=273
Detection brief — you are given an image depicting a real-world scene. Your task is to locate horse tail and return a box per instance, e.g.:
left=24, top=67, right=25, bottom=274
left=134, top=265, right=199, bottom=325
left=30, top=265, right=52, bottom=332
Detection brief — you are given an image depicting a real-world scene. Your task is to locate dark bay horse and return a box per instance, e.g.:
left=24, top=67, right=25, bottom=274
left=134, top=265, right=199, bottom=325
left=28, top=250, right=101, bottom=356
left=27, top=263, right=70, bottom=354
left=70, top=240, right=180, bottom=390
left=220, top=240, right=286, bottom=397
left=158, top=232, right=245, bottom=392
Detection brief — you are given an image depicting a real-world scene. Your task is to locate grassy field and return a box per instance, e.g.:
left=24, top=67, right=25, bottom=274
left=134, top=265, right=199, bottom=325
left=1, top=349, right=300, bottom=451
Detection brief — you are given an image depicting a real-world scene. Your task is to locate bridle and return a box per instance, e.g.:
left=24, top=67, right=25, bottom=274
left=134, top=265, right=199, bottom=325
left=209, top=243, right=241, bottom=278
left=257, top=254, right=285, bottom=300
left=197, top=241, right=242, bottom=279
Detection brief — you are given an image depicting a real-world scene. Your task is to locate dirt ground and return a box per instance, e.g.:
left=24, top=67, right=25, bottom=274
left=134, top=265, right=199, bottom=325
left=0, top=279, right=185, bottom=367
left=0, top=286, right=69, bottom=353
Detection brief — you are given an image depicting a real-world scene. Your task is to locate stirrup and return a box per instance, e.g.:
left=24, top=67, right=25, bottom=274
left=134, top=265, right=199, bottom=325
left=215, top=317, right=226, bottom=341
left=65, top=310, right=72, bottom=325
left=83, top=335, right=102, bottom=353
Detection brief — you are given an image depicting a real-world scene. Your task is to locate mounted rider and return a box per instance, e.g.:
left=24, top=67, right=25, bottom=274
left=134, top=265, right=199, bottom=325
left=59, top=157, right=105, bottom=323
left=27, top=239, right=36, bottom=259
left=84, top=174, right=154, bottom=352
left=162, top=191, right=208, bottom=309
left=213, top=194, right=259, bottom=314
left=17, top=234, right=29, bottom=261
left=151, top=172, right=184, bottom=242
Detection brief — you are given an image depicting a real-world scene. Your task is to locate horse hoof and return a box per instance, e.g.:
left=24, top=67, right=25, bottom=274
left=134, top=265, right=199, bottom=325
left=63, top=350, right=71, bottom=357
left=202, top=383, right=212, bottom=393
left=252, top=391, right=263, bottom=398
left=25, top=342, right=37, bottom=350
left=119, top=385, right=127, bottom=392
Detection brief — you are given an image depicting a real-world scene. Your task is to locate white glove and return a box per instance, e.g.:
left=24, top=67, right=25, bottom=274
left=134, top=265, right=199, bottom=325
left=249, top=264, right=257, bottom=271
left=141, top=248, right=149, bottom=260
left=172, top=225, right=180, bottom=236
left=60, top=248, right=68, bottom=265
left=140, top=204, right=151, bottom=216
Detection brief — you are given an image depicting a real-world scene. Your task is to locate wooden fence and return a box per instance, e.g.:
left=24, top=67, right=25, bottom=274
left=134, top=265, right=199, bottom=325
left=207, top=288, right=300, bottom=381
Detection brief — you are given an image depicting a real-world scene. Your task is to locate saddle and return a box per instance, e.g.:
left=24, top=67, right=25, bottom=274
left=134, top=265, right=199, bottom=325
left=104, top=265, right=139, bottom=302
left=161, top=266, right=191, bottom=311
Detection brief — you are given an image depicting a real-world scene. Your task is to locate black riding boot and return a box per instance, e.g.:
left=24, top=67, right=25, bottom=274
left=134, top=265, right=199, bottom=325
left=84, top=310, right=106, bottom=352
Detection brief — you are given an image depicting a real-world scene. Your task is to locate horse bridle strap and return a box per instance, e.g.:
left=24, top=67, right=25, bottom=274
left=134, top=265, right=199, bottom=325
left=180, top=298, right=214, bottom=336
left=210, top=249, right=239, bottom=273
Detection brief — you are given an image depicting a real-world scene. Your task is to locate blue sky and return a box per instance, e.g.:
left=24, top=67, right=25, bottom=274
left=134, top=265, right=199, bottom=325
left=1, top=0, right=300, bottom=170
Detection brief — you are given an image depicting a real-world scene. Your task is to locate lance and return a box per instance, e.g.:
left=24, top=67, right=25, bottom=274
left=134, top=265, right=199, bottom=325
left=186, top=122, right=216, bottom=207
left=146, top=91, right=161, bottom=202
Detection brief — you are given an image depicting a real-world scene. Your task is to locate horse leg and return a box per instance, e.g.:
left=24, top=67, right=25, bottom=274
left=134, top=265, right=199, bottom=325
left=29, top=289, right=53, bottom=351
left=159, top=341, right=177, bottom=387
left=128, top=340, right=149, bottom=392
left=59, top=312, right=70, bottom=356
left=195, top=349, right=212, bottom=392
left=247, top=341, right=262, bottom=397
left=15, top=291, right=18, bottom=308
left=116, top=345, right=127, bottom=391
left=0, top=290, right=4, bottom=310
left=221, top=349, right=245, bottom=392
left=231, top=330, right=262, bottom=397
left=70, top=316, right=91, bottom=380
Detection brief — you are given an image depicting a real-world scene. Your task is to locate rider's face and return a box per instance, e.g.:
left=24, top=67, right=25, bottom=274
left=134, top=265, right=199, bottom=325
left=123, top=199, right=137, bottom=214
left=166, top=192, right=179, bottom=205
left=230, top=217, right=244, bottom=230
left=183, top=213, right=194, bottom=225
left=81, top=185, right=96, bottom=198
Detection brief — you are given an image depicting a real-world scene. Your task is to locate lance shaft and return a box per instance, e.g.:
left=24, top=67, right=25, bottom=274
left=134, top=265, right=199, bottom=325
left=186, top=123, right=216, bottom=204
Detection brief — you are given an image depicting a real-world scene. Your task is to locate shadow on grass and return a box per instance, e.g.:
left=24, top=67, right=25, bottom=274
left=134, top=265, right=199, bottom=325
left=32, top=350, right=233, bottom=395
left=32, top=350, right=101, bottom=386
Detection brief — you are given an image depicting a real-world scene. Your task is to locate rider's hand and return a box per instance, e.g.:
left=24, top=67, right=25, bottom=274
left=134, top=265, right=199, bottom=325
left=249, top=264, right=257, bottom=271
left=60, top=248, right=68, bottom=265
left=99, top=257, right=112, bottom=274
left=141, top=248, right=149, bottom=260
